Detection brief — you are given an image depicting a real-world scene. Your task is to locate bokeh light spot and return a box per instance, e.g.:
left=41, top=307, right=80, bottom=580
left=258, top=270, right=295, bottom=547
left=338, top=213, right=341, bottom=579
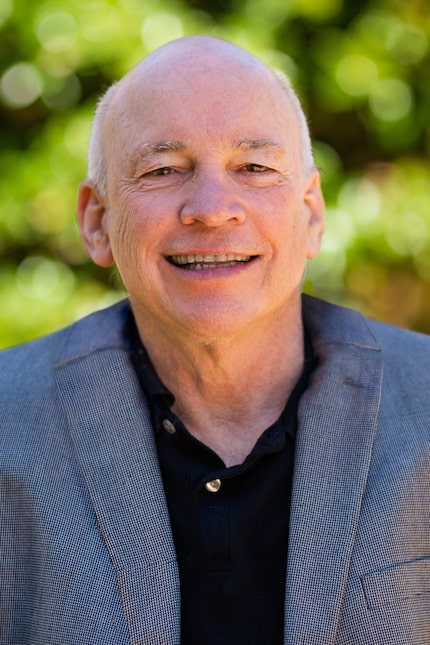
left=336, top=54, right=378, bottom=97
left=63, top=114, right=92, bottom=159
left=141, top=13, right=184, bottom=50
left=1, top=63, right=44, bottom=108
left=369, top=78, right=413, bottom=122
left=42, top=74, right=82, bottom=110
left=387, top=24, right=427, bottom=65
left=0, top=0, right=12, bottom=26
left=35, top=11, right=78, bottom=53
left=17, top=257, right=75, bottom=302
left=294, top=0, right=342, bottom=20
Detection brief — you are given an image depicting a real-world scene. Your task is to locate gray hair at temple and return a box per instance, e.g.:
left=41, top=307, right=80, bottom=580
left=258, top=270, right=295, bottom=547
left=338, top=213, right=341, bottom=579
left=86, top=63, right=315, bottom=199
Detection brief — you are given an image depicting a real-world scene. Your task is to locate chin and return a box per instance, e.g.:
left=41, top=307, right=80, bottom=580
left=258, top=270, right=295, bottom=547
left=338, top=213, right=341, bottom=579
left=172, top=305, right=260, bottom=341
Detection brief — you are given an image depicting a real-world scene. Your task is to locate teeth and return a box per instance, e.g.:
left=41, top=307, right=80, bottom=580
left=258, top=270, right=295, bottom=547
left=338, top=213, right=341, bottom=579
left=171, top=254, right=251, bottom=265
left=188, top=261, right=239, bottom=270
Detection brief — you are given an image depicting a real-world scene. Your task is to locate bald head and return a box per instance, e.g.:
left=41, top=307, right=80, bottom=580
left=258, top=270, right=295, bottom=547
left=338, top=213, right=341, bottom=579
left=130, top=35, right=269, bottom=79
left=87, top=36, right=314, bottom=197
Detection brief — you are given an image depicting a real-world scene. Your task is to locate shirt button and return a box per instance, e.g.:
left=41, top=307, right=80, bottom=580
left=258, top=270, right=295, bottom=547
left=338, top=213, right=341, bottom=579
left=205, top=479, right=222, bottom=493
left=162, top=419, right=176, bottom=435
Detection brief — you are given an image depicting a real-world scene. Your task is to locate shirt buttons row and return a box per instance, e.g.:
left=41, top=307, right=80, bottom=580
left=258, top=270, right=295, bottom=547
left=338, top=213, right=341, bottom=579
left=205, top=478, right=222, bottom=493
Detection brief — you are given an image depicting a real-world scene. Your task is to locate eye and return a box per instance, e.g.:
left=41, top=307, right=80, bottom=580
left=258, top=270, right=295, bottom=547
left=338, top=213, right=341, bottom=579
left=147, top=167, right=175, bottom=176
left=242, top=163, right=271, bottom=173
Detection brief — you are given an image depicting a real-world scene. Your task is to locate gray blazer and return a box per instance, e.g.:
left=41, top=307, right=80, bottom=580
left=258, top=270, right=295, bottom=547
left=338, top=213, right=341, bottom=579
left=1, top=295, right=429, bottom=644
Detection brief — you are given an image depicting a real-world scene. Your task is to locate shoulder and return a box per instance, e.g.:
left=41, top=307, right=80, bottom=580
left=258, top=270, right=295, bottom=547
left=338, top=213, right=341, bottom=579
left=366, top=315, right=430, bottom=353
left=0, top=299, right=132, bottom=396
left=365, top=317, right=430, bottom=399
left=0, top=299, right=133, bottom=470
left=303, top=294, right=430, bottom=402
left=303, top=293, right=430, bottom=354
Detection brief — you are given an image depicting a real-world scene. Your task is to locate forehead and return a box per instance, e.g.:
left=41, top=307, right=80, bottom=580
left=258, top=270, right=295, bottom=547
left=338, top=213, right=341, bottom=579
left=105, top=47, right=300, bottom=161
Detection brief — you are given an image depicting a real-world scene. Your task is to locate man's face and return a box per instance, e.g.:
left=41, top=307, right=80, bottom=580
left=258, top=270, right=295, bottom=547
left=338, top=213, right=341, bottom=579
left=84, top=44, right=324, bottom=340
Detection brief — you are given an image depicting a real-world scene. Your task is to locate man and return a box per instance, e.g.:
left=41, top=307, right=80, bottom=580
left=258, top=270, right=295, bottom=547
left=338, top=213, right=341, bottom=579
left=0, top=36, right=429, bottom=645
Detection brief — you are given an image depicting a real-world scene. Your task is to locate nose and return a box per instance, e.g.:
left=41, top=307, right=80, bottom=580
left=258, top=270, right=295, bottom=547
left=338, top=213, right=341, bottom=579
left=179, top=170, right=246, bottom=227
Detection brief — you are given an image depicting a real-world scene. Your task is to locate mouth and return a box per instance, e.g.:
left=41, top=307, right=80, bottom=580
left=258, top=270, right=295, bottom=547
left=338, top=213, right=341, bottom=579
left=167, top=253, right=257, bottom=271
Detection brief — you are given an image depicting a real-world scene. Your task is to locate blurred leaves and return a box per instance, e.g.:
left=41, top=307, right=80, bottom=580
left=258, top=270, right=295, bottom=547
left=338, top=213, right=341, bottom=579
left=1, top=0, right=430, bottom=347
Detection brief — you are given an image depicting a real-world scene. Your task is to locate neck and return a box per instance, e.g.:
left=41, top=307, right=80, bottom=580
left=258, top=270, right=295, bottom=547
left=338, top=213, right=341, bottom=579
left=134, top=303, right=305, bottom=466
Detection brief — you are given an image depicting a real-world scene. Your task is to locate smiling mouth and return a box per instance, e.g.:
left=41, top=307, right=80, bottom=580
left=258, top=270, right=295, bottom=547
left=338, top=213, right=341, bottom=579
left=167, top=254, right=257, bottom=271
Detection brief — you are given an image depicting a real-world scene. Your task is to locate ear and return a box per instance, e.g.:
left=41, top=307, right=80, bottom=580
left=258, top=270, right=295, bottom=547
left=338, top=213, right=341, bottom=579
left=303, top=168, right=325, bottom=260
left=77, top=180, right=114, bottom=267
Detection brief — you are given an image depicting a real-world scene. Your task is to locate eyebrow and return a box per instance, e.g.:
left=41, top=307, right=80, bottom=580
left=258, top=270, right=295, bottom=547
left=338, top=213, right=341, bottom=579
left=133, top=138, right=281, bottom=157
left=130, top=140, right=184, bottom=162
left=233, top=138, right=283, bottom=152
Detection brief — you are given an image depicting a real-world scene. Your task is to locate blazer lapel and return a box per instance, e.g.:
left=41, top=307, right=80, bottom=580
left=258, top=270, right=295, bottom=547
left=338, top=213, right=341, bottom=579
left=284, top=297, right=383, bottom=644
left=54, top=304, right=180, bottom=644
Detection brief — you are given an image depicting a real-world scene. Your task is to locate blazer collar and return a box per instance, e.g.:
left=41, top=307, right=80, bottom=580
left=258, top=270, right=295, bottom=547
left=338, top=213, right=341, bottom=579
left=54, top=300, right=180, bottom=644
left=283, top=296, right=383, bottom=644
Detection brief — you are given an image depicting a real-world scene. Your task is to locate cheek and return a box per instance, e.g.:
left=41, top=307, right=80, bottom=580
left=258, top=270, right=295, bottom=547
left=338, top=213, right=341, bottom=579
left=263, top=198, right=307, bottom=250
left=107, top=201, right=169, bottom=290
left=270, top=209, right=313, bottom=281
left=108, top=193, right=145, bottom=251
left=105, top=204, right=141, bottom=277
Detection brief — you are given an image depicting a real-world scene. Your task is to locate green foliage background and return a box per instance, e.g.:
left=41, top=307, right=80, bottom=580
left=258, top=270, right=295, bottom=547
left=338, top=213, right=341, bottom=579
left=1, top=0, right=430, bottom=348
